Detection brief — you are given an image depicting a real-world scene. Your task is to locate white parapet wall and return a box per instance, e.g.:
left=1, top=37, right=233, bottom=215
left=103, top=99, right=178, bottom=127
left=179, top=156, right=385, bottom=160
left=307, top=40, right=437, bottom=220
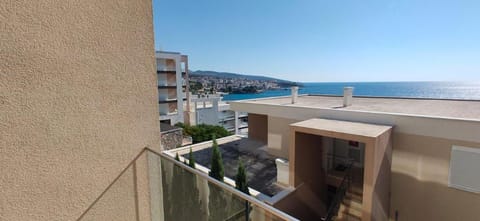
left=275, top=158, right=289, bottom=186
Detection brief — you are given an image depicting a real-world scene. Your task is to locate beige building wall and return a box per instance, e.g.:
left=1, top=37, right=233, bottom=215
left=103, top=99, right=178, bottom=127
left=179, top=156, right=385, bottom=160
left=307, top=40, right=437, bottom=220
left=248, top=113, right=268, bottom=143
left=271, top=119, right=480, bottom=220
left=0, top=1, right=160, bottom=221
left=370, top=129, right=392, bottom=221
left=292, top=132, right=326, bottom=193
left=390, top=133, right=480, bottom=221
left=267, top=116, right=298, bottom=158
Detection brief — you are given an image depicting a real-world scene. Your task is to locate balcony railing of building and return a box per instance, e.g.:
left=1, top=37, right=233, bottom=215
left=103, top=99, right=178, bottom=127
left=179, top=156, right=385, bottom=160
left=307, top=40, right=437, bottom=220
left=321, top=161, right=354, bottom=221
left=77, top=148, right=299, bottom=221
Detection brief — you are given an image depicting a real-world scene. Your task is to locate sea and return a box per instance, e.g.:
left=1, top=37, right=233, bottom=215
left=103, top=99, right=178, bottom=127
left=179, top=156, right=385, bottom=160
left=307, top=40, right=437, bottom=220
left=222, top=81, right=480, bottom=101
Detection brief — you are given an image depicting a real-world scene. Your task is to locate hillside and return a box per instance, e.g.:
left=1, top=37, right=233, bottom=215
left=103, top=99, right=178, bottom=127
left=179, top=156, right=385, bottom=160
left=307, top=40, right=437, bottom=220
left=188, top=70, right=301, bottom=94
left=190, top=70, right=298, bottom=85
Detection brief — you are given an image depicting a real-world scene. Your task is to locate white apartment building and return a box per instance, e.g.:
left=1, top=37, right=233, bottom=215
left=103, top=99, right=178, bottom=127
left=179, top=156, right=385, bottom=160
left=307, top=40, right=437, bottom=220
left=156, top=51, right=190, bottom=125
left=191, top=93, right=248, bottom=134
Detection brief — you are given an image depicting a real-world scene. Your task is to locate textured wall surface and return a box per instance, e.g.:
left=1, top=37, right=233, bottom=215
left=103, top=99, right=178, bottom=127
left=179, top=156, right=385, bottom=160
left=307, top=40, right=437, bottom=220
left=79, top=166, right=138, bottom=221
left=390, top=133, right=480, bottom=221
left=197, top=107, right=220, bottom=125
left=247, top=113, right=268, bottom=143
left=267, top=116, right=298, bottom=158
left=0, top=0, right=160, bottom=220
left=160, top=130, right=184, bottom=150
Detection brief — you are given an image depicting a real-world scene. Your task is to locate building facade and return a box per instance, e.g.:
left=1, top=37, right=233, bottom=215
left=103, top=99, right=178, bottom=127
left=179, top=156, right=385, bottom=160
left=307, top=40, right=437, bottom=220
left=230, top=92, right=480, bottom=221
left=1, top=1, right=161, bottom=220
left=156, top=51, right=190, bottom=126
left=191, top=93, right=248, bottom=134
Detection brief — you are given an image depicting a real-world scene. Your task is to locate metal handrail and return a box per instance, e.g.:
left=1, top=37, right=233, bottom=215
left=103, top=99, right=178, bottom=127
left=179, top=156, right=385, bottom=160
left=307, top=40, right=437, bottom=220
left=321, top=161, right=354, bottom=221
left=146, top=148, right=300, bottom=221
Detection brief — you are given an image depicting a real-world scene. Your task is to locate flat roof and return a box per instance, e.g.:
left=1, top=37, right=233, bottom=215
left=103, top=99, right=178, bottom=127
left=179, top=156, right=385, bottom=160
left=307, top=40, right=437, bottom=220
left=233, top=95, right=480, bottom=120
left=155, top=50, right=181, bottom=55
left=291, top=118, right=392, bottom=138
left=167, top=136, right=286, bottom=197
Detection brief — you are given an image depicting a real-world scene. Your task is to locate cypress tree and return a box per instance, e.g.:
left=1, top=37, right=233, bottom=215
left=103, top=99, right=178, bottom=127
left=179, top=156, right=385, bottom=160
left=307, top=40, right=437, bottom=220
left=188, top=147, right=196, bottom=168
left=235, top=161, right=250, bottom=195
left=236, top=161, right=251, bottom=220
left=174, top=152, right=180, bottom=161
left=209, top=136, right=224, bottom=181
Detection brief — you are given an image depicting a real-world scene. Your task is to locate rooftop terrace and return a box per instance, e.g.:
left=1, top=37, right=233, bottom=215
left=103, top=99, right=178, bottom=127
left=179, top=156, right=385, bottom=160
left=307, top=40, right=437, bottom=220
left=167, top=136, right=286, bottom=197
left=232, top=95, right=480, bottom=120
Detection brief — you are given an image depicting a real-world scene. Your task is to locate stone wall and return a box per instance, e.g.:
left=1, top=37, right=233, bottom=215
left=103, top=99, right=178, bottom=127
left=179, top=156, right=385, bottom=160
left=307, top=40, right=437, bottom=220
left=161, top=129, right=184, bottom=150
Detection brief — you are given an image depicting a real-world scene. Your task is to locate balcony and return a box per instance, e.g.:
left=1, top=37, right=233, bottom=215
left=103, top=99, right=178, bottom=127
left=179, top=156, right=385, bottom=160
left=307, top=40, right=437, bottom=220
left=77, top=148, right=299, bottom=221
left=156, top=70, right=187, bottom=75
left=159, top=93, right=178, bottom=103
left=159, top=102, right=178, bottom=115
left=157, top=70, right=177, bottom=74
left=158, top=85, right=178, bottom=89
left=158, top=93, right=187, bottom=103
left=158, top=79, right=178, bottom=89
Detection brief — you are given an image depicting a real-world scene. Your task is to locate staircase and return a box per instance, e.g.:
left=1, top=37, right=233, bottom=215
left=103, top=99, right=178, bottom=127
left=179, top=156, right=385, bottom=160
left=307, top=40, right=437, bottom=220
left=336, top=186, right=363, bottom=221
left=323, top=161, right=365, bottom=221
left=273, top=183, right=328, bottom=221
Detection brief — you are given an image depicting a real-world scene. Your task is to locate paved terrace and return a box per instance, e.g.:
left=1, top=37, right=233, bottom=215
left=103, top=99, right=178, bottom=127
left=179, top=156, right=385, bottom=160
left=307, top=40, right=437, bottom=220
left=232, top=95, right=480, bottom=120
left=169, top=136, right=285, bottom=197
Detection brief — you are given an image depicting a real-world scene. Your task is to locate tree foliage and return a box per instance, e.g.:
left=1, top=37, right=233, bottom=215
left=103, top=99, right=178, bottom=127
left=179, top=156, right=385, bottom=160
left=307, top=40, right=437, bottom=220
left=235, top=161, right=250, bottom=195
left=232, top=85, right=258, bottom=94
left=175, top=123, right=231, bottom=144
left=188, top=147, right=196, bottom=168
left=189, top=81, right=203, bottom=94
left=208, top=137, right=224, bottom=181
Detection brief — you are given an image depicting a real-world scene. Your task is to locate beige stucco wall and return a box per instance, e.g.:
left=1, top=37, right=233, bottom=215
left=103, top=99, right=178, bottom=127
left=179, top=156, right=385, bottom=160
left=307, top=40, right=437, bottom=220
left=390, top=133, right=480, bottom=221
left=0, top=1, right=160, bottom=220
left=370, top=129, right=392, bottom=221
left=267, top=116, right=298, bottom=158
left=248, top=113, right=268, bottom=143
left=292, top=132, right=326, bottom=192
left=79, top=165, right=138, bottom=221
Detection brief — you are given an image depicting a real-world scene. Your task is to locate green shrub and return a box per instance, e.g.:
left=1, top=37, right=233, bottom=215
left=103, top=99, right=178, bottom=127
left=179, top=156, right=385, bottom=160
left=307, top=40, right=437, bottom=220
left=208, top=137, right=224, bottom=181
left=175, top=123, right=231, bottom=144
left=188, top=147, right=196, bottom=168
left=235, top=161, right=249, bottom=195
left=174, top=152, right=180, bottom=161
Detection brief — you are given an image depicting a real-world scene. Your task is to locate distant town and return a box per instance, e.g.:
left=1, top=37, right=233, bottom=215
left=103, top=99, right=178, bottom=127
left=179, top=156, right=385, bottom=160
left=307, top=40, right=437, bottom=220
left=188, top=70, right=299, bottom=94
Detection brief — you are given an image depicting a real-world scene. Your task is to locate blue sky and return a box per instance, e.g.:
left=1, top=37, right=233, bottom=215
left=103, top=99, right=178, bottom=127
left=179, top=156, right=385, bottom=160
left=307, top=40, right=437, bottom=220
left=153, top=0, right=480, bottom=82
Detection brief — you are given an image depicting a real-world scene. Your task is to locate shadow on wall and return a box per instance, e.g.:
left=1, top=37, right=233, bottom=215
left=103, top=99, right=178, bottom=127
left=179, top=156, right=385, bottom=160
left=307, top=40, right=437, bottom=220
left=370, top=132, right=392, bottom=221
left=390, top=171, right=480, bottom=221
left=77, top=149, right=150, bottom=221
left=391, top=133, right=480, bottom=221
left=273, top=184, right=328, bottom=221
